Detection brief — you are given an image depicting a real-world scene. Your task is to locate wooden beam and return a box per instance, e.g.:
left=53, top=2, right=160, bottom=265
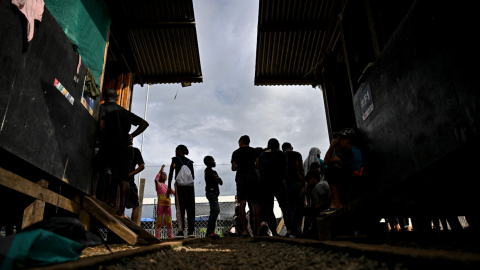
left=78, top=209, right=91, bottom=231
left=99, top=29, right=111, bottom=93
left=86, top=197, right=161, bottom=244
left=139, top=76, right=203, bottom=84
left=83, top=196, right=144, bottom=245
left=22, top=179, right=49, bottom=229
left=254, top=77, right=312, bottom=86
left=0, top=167, right=81, bottom=214
left=136, top=178, right=146, bottom=226
left=258, top=21, right=328, bottom=32
left=124, top=21, right=196, bottom=29
left=22, top=200, right=46, bottom=229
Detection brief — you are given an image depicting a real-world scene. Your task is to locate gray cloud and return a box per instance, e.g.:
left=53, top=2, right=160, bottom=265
left=129, top=0, right=330, bottom=198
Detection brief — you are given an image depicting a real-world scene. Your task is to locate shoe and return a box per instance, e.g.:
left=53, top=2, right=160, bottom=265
left=187, top=233, right=195, bottom=238
left=241, top=233, right=251, bottom=238
left=289, top=234, right=297, bottom=238
left=206, top=233, right=220, bottom=239
left=174, top=231, right=184, bottom=239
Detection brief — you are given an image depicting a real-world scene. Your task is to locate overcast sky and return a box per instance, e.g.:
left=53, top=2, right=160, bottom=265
left=129, top=0, right=330, bottom=199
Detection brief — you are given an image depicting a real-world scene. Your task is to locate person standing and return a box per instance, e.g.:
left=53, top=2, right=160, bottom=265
left=204, top=156, right=223, bottom=238
left=167, top=145, right=195, bottom=238
left=126, top=145, right=145, bottom=223
left=303, top=147, right=322, bottom=175
left=231, top=135, right=261, bottom=237
left=282, top=142, right=305, bottom=220
left=95, top=89, right=149, bottom=218
left=154, top=165, right=175, bottom=239
left=259, top=138, right=293, bottom=236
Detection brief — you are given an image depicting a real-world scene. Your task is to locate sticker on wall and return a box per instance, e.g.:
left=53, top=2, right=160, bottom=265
left=360, top=84, right=374, bottom=121
left=80, top=77, right=94, bottom=116
left=54, top=78, right=74, bottom=105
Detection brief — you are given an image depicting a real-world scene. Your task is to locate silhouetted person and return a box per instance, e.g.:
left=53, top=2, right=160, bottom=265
left=231, top=135, right=261, bottom=236
left=259, top=138, right=293, bottom=236
left=95, top=88, right=149, bottom=218
left=324, top=128, right=364, bottom=214
left=282, top=142, right=305, bottom=220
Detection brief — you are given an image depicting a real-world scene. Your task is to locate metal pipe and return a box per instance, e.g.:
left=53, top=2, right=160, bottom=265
left=137, top=84, right=151, bottom=184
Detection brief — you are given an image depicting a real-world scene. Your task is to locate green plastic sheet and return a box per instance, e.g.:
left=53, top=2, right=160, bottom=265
left=44, top=0, right=111, bottom=83
left=0, top=229, right=84, bottom=270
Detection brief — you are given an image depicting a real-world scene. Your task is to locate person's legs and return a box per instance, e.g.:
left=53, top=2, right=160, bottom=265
left=239, top=199, right=249, bottom=234
left=109, top=147, right=134, bottom=217
left=292, top=207, right=311, bottom=235
left=185, top=186, right=195, bottom=235
left=446, top=216, right=463, bottom=231
left=274, top=181, right=293, bottom=232
left=127, top=181, right=140, bottom=221
left=165, top=206, right=173, bottom=238
left=131, top=207, right=139, bottom=223
left=206, top=191, right=220, bottom=235
left=236, top=175, right=250, bottom=235
left=155, top=205, right=165, bottom=238
left=247, top=201, right=255, bottom=233
left=175, top=183, right=184, bottom=233
left=178, top=187, right=187, bottom=233
left=117, top=180, right=130, bottom=216
left=260, top=185, right=276, bottom=235
left=252, top=202, right=261, bottom=236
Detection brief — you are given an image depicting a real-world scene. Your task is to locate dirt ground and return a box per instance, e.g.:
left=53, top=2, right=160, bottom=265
left=81, top=244, right=141, bottom=258
left=99, top=238, right=407, bottom=270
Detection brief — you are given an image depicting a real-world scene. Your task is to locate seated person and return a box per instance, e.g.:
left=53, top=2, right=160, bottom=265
left=289, top=170, right=331, bottom=238
left=323, top=128, right=364, bottom=214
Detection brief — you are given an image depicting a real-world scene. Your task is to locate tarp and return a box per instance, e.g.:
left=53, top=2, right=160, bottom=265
left=44, top=0, right=111, bottom=83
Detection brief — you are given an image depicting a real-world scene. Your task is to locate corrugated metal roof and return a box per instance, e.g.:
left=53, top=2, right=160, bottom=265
left=255, top=0, right=338, bottom=86
left=104, top=0, right=202, bottom=85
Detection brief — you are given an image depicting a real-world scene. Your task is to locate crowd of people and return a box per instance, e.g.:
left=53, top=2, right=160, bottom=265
left=92, top=88, right=365, bottom=239
left=92, top=88, right=470, bottom=240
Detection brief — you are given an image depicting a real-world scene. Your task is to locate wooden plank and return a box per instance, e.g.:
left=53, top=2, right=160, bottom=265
left=78, top=209, right=91, bottom=231
left=88, top=196, right=160, bottom=243
left=22, top=179, right=49, bottom=229
left=22, top=200, right=46, bottom=229
left=136, top=178, right=146, bottom=225
left=0, top=167, right=81, bottom=214
left=83, top=196, right=141, bottom=245
left=99, top=29, right=110, bottom=92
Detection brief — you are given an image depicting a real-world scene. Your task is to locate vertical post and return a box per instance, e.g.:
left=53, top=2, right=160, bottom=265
left=137, top=84, right=151, bottom=184
left=137, top=178, right=146, bottom=225
left=339, top=15, right=355, bottom=97
left=99, top=29, right=110, bottom=93
left=22, top=180, right=48, bottom=229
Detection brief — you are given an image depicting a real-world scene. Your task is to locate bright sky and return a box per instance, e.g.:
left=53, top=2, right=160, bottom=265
left=129, top=0, right=329, bottom=198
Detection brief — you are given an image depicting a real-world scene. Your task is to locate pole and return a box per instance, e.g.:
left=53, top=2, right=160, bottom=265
left=137, top=84, right=151, bottom=184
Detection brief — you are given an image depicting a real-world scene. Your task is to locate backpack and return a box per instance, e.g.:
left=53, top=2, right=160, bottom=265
left=175, top=157, right=194, bottom=186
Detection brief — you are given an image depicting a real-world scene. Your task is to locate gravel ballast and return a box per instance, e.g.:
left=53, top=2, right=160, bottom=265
left=102, top=238, right=406, bottom=270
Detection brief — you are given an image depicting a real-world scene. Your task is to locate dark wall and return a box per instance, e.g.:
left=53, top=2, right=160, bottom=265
left=352, top=1, right=479, bottom=193
left=0, top=1, right=100, bottom=193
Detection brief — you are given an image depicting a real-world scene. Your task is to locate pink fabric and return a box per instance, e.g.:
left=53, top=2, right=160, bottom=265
left=155, top=205, right=172, bottom=238
left=12, top=0, right=45, bottom=42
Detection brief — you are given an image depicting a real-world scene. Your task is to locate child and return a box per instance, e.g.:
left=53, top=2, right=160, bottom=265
left=204, top=156, right=223, bottom=238
left=290, top=170, right=331, bottom=238
left=155, top=165, right=175, bottom=239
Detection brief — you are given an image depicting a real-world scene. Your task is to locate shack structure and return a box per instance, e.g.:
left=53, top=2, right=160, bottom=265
left=254, top=0, right=478, bottom=239
left=0, top=0, right=202, bottom=245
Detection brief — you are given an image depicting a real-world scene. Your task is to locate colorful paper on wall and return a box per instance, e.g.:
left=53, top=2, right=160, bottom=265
left=54, top=78, right=74, bottom=105
left=80, top=77, right=94, bottom=116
